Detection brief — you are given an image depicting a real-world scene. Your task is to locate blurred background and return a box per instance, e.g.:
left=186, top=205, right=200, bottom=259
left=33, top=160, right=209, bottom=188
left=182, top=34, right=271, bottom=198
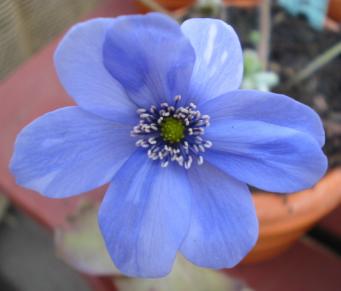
left=0, top=0, right=340, bottom=290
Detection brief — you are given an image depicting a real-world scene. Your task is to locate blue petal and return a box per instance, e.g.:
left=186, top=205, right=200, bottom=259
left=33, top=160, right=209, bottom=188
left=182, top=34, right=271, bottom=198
left=103, top=13, right=195, bottom=108
left=10, top=107, right=135, bottom=198
left=204, top=119, right=328, bottom=193
left=180, top=163, right=258, bottom=268
left=202, top=90, right=325, bottom=146
left=54, top=18, right=137, bottom=124
left=99, top=151, right=192, bottom=278
left=181, top=18, right=243, bottom=104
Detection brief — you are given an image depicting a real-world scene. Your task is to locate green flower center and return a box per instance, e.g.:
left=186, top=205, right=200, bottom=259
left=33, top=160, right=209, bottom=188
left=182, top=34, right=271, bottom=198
left=160, top=117, right=185, bottom=143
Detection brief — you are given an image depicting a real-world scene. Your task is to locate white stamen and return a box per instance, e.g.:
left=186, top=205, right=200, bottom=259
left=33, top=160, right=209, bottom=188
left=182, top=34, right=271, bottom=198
left=132, top=98, right=212, bottom=169
left=197, top=156, right=204, bottom=165
left=174, top=95, right=181, bottom=102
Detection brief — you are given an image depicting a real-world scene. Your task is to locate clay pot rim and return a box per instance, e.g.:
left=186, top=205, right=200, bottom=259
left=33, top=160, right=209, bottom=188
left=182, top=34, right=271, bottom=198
left=223, top=0, right=261, bottom=8
left=135, top=0, right=196, bottom=13
left=328, top=0, right=341, bottom=22
left=252, top=168, right=341, bottom=232
left=244, top=168, right=341, bottom=263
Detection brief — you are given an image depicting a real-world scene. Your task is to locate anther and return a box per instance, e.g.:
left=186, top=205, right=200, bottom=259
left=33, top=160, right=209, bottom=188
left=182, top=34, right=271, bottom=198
left=133, top=99, right=212, bottom=169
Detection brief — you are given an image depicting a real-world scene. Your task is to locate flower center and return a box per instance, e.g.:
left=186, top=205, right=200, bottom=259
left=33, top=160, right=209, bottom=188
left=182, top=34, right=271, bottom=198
left=160, top=117, right=185, bottom=143
left=131, top=95, right=212, bottom=169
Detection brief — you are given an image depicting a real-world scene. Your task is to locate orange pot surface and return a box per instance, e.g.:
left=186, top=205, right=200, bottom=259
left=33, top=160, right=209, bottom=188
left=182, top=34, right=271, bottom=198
left=136, top=0, right=195, bottom=12
left=158, top=0, right=195, bottom=10
left=224, top=0, right=261, bottom=8
left=243, top=168, right=341, bottom=264
left=328, top=0, right=341, bottom=22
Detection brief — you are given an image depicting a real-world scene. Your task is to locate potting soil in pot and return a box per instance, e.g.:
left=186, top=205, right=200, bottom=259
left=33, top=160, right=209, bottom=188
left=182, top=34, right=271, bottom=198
left=223, top=4, right=341, bottom=169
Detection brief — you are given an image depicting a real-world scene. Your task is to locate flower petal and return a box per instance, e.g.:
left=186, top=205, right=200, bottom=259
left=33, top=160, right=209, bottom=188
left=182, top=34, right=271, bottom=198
left=10, top=107, right=135, bottom=198
left=201, top=90, right=325, bottom=146
left=181, top=18, right=243, bottom=104
left=204, top=119, right=327, bottom=193
left=103, top=13, right=195, bottom=108
left=180, top=163, right=258, bottom=269
left=99, top=151, right=192, bottom=278
left=54, top=18, right=137, bottom=124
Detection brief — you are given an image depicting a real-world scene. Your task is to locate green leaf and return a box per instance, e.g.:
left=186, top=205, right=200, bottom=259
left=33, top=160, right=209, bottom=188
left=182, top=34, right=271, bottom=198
left=54, top=202, right=120, bottom=276
left=248, top=30, right=261, bottom=47
left=115, top=256, right=251, bottom=291
left=54, top=201, right=253, bottom=291
left=243, top=49, right=262, bottom=76
left=253, top=72, right=279, bottom=90
left=242, top=49, right=279, bottom=91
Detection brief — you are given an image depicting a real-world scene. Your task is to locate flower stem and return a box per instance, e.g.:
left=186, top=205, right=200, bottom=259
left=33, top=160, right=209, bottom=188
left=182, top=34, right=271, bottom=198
left=288, top=41, right=341, bottom=87
left=258, top=0, right=271, bottom=70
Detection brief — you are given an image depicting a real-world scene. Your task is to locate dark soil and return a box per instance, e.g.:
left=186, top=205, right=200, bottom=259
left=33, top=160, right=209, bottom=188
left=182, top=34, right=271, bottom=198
left=225, top=5, right=341, bottom=168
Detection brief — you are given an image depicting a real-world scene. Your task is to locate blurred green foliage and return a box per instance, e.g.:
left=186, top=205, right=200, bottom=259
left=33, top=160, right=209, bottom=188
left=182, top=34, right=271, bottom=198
left=242, top=49, right=279, bottom=91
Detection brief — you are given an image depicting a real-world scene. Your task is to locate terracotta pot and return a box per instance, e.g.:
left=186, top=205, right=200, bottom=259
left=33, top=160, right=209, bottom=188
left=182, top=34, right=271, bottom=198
left=328, top=0, right=341, bottom=22
left=224, top=0, right=261, bottom=8
left=136, top=0, right=195, bottom=13
left=244, top=168, right=341, bottom=264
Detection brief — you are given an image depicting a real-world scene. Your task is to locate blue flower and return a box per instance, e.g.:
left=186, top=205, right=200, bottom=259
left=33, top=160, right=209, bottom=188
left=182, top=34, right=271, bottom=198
left=10, top=13, right=327, bottom=278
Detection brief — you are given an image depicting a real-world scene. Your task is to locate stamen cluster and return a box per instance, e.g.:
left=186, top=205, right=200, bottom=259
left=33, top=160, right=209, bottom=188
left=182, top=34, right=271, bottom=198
left=131, top=96, right=212, bottom=169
